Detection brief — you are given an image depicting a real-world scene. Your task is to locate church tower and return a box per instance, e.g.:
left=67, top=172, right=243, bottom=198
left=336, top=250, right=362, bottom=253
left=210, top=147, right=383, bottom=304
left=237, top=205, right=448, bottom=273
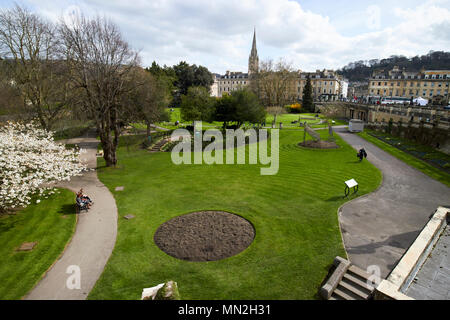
left=248, top=28, right=259, bottom=75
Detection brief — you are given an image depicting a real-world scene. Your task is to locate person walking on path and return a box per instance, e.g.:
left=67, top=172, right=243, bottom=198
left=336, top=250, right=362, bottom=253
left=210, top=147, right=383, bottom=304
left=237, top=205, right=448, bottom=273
left=357, top=148, right=367, bottom=162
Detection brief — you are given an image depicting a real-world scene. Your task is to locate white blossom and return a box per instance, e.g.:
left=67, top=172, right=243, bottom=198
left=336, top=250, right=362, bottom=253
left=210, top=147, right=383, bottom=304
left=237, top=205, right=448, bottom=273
left=0, top=121, right=87, bottom=211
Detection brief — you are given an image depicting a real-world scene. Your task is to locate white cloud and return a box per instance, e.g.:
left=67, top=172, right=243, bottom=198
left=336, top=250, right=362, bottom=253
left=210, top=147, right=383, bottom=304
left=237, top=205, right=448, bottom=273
left=12, top=0, right=450, bottom=73
left=366, top=5, right=381, bottom=30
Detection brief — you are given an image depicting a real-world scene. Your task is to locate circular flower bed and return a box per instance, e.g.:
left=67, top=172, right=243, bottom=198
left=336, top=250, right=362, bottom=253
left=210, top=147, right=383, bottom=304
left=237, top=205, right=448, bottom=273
left=154, top=211, right=255, bottom=262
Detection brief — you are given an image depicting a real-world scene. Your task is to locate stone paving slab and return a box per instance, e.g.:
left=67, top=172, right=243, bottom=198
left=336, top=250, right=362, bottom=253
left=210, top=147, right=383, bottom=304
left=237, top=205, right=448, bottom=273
left=406, top=225, right=450, bottom=300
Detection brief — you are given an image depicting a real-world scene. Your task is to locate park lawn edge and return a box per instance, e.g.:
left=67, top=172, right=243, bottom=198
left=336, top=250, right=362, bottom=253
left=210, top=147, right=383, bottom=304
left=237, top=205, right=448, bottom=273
left=21, top=188, right=79, bottom=299
left=0, top=188, right=78, bottom=300
left=357, top=131, right=450, bottom=187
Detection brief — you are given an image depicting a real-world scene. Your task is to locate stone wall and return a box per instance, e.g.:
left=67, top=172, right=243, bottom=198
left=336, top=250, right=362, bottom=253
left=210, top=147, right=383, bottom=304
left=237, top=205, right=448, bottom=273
left=368, top=122, right=450, bottom=154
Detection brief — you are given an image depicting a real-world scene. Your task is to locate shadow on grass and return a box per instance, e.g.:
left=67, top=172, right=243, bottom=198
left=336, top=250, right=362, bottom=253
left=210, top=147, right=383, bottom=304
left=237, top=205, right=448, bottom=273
left=326, top=196, right=344, bottom=202
left=58, top=203, right=77, bottom=215
left=0, top=215, right=20, bottom=233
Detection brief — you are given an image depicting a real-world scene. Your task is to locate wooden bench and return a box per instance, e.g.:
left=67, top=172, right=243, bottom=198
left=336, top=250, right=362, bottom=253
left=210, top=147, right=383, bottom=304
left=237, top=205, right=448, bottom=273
left=76, top=201, right=89, bottom=213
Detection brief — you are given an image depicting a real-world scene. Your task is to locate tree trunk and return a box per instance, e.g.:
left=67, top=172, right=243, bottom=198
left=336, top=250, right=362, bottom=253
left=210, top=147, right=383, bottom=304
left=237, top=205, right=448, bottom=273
left=146, top=120, right=151, bottom=140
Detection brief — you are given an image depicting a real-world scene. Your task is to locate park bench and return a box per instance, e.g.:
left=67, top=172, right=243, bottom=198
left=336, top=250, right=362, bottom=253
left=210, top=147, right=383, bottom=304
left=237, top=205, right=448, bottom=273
left=76, top=201, right=89, bottom=213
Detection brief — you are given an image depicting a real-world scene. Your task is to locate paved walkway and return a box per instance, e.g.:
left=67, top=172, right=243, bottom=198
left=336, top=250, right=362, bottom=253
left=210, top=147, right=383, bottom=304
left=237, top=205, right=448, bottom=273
left=25, top=130, right=118, bottom=300
left=334, top=127, right=450, bottom=278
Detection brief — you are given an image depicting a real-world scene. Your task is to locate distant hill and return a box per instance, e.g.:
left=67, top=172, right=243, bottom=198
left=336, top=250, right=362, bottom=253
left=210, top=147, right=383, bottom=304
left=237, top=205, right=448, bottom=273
left=337, top=51, right=450, bottom=82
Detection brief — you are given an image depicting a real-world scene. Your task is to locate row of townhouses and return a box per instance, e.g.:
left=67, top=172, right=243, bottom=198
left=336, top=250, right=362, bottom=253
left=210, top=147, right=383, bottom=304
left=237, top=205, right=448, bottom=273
left=367, top=66, right=450, bottom=102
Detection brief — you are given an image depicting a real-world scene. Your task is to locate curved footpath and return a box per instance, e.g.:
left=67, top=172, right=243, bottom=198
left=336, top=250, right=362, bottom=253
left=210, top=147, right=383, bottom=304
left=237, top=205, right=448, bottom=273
left=334, top=127, right=450, bottom=278
left=25, top=130, right=118, bottom=300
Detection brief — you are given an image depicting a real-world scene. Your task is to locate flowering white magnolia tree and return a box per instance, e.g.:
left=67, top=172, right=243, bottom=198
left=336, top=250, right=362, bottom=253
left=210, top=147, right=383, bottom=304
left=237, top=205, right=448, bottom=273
left=0, top=121, right=87, bottom=212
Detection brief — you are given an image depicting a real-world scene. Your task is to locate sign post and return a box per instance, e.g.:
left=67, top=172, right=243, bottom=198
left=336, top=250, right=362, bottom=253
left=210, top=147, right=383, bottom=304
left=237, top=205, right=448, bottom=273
left=344, top=179, right=358, bottom=198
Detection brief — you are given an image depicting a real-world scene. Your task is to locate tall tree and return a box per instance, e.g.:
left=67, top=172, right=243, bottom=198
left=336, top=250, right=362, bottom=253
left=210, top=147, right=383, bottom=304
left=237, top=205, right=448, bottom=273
left=126, top=68, right=170, bottom=138
left=232, top=88, right=266, bottom=127
left=172, top=62, right=213, bottom=107
left=214, top=93, right=235, bottom=128
left=213, top=89, right=265, bottom=128
left=59, top=14, right=139, bottom=166
left=146, top=61, right=176, bottom=102
left=180, top=86, right=215, bottom=123
left=302, top=76, right=314, bottom=112
left=0, top=4, right=70, bottom=130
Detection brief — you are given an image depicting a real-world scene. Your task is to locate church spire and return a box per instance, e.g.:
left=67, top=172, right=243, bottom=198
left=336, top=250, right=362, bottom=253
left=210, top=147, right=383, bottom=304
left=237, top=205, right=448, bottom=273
left=248, top=27, right=259, bottom=75
left=251, top=27, right=257, bottom=56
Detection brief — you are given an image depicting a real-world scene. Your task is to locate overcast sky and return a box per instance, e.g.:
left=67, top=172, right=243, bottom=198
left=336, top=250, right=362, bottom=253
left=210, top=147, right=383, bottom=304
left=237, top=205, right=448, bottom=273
left=1, top=0, right=450, bottom=74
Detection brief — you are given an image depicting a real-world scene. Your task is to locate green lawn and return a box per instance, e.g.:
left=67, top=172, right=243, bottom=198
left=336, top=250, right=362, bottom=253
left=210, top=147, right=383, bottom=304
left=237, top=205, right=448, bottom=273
left=358, top=130, right=450, bottom=187
left=0, top=189, right=77, bottom=299
left=150, top=108, right=340, bottom=130
left=89, top=129, right=381, bottom=300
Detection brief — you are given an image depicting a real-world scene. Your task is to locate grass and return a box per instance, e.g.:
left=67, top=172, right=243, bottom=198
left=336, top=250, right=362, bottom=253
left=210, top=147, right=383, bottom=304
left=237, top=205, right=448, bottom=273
left=147, top=108, right=343, bottom=130
left=0, top=189, right=77, bottom=299
left=88, top=129, right=381, bottom=300
left=358, top=130, right=450, bottom=187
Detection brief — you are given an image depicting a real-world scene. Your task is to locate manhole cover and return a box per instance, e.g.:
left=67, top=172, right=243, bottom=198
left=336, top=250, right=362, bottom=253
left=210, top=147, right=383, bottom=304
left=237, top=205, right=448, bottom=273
left=154, top=211, right=255, bottom=261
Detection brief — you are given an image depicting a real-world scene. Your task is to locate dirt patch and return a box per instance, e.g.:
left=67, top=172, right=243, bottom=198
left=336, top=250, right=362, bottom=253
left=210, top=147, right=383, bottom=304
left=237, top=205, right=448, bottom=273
left=299, top=140, right=339, bottom=149
left=154, top=211, right=255, bottom=262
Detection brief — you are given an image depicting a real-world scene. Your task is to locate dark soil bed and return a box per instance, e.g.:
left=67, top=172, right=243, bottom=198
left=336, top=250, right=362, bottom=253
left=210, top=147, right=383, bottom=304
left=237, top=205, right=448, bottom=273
left=154, top=211, right=255, bottom=262
left=299, top=140, right=339, bottom=149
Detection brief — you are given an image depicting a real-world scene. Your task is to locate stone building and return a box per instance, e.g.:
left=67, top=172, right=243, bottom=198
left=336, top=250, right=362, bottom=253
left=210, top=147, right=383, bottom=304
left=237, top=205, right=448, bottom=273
left=213, top=29, right=258, bottom=97
left=295, top=70, right=348, bottom=101
left=210, top=73, right=220, bottom=97
left=368, top=66, right=450, bottom=103
left=211, top=29, right=348, bottom=102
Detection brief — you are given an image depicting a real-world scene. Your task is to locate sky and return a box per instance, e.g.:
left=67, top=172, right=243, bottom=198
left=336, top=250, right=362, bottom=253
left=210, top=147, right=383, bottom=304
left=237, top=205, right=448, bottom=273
left=1, top=0, right=450, bottom=74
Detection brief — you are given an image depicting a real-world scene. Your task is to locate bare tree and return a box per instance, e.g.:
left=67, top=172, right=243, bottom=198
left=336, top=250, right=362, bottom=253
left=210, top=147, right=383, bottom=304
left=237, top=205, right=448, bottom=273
left=254, top=59, right=297, bottom=109
left=266, top=106, right=286, bottom=128
left=0, top=61, right=25, bottom=116
left=124, top=67, right=170, bottom=139
left=59, top=14, right=140, bottom=166
left=0, top=4, right=69, bottom=130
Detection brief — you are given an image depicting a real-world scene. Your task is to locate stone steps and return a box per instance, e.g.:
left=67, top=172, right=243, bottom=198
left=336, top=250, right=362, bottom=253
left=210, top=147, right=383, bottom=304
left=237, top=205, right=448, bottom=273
left=321, top=256, right=376, bottom=301
left=149, top=138, right=169, bottom=152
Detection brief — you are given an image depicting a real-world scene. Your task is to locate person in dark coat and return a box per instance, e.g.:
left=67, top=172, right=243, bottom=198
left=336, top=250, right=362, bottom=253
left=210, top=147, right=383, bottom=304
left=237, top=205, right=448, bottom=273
left=357, top=148, right=367, bottom=162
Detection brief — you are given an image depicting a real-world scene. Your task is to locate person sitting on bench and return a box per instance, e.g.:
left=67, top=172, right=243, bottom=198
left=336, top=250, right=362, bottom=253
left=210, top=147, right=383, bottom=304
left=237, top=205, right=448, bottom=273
left=77, top=189, right=93, bottom=208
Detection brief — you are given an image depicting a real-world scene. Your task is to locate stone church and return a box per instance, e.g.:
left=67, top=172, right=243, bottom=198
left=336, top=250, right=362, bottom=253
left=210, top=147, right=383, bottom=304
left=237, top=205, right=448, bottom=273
left=211, top=29, right=259, bottom=97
